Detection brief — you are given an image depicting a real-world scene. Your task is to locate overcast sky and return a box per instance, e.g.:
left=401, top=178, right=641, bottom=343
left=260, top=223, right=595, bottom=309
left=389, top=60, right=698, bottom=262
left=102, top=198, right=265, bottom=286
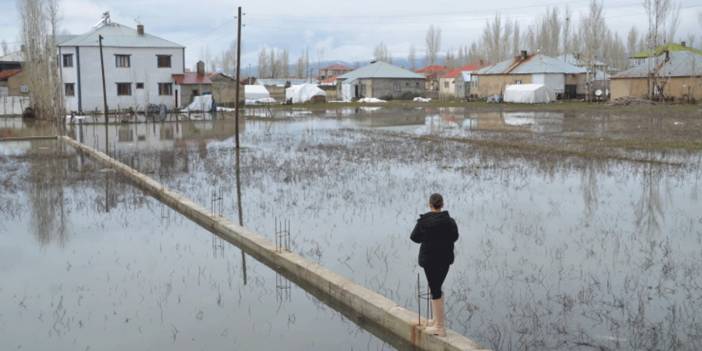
left=1, top=0, right=700, bottom=69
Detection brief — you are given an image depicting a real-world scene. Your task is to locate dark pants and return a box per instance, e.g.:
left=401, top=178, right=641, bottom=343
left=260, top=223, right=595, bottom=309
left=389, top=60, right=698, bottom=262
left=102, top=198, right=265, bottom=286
left=423, top=264, right=450, bottom=300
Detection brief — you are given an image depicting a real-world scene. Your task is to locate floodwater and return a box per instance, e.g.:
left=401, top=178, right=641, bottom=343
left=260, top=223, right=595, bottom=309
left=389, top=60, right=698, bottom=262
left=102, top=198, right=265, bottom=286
left=2, top=106, right=702, bottom=351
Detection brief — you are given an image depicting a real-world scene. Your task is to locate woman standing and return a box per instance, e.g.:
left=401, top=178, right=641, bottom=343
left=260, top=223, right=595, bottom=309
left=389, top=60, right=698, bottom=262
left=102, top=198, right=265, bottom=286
left=410, top=193, right=459, bottom=336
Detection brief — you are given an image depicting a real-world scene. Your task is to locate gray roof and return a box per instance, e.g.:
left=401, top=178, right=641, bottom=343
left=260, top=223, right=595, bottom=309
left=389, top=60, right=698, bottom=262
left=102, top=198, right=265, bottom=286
left=338, top=61, right=424, bottom=80
left=556, top=54, right=606, bottom=67
left=613, top=51, right=702, bottom=78
left=59, top=22, right=183, bottom=48
left=476, top=54, right=587, bottom=75
left=0, top=51, right=23, bottom=62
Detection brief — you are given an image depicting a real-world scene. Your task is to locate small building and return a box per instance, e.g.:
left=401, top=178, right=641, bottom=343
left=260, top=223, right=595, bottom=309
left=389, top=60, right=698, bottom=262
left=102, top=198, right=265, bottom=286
left=209, top=73, right=240, bottom=106
left=336, top=61, right=425, bottom=101
left=173, top=61, right=212, bottom=108
left=58, top=14, right=185, bottom=113
left=0, top=51, right=23, bottom=72
left=415, top=65, right=449, bottom=96
left=473, top=52, right=587, bottom=99
left=611, top=50, right=702, bottom=101
left=0, top=69, right=29, bottom=97
left=438, top=65, right=481, bottom=99
left=319, top=64, right=352, bottom=80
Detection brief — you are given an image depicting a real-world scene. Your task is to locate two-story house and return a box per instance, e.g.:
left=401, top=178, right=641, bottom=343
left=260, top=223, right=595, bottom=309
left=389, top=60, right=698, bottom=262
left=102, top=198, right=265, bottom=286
left=58, top=17, right=185, bottom=113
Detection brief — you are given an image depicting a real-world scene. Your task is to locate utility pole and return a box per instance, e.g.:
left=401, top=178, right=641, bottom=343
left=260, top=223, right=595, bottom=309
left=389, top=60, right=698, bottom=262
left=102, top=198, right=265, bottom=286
left=234, top=5, right=247, bottom=286
left=234, top=6, right=242, bottom=151
left=98, top=34, right=109, bottom=154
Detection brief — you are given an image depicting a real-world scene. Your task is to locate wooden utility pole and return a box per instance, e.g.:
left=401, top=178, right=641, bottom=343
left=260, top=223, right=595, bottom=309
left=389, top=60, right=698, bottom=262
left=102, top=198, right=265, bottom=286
left=234, top=6, right=242, bottom=150
left=98, top=35, right=108, bottom=124
left=98, top=34, right=109, bottom=154
left=234, top=5, right=247, bottom=285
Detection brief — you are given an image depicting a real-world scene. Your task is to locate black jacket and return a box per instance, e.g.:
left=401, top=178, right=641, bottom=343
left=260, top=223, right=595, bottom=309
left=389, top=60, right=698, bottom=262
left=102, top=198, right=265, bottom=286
left=410, top=211, right=459, bottom=267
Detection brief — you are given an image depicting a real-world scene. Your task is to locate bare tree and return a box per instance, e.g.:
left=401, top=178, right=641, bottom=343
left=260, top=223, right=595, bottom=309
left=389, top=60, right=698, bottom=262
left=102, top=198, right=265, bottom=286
left=627, top=26, right=640, bottom=56
left=280, top=49, right=289, bottom=77
left=373, top=42, right=391, bottom=63
left=665, top=2, right=681, bottom=44
left=18, top=0, right=63, bottom=121
left=257, top=48, right=269, bottom=78
left=425, top=25, right=441, bottom=65
left=408, top=44, right=416, bottom=70
left=562, top=6, right=572, bottom=55
left=642, top=0, right=673, bottom=98
left=0, top=40, right=8, bottom=56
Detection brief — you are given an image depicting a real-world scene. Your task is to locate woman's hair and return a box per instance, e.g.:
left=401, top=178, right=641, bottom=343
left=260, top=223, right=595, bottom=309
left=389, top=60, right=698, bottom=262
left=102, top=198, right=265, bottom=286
left=429, top=193, right=444, bottom=209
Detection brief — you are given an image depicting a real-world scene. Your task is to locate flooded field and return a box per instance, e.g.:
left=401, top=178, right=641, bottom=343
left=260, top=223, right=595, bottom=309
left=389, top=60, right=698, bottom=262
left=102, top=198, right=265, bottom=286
left=2, top=106, right=702, bottom=350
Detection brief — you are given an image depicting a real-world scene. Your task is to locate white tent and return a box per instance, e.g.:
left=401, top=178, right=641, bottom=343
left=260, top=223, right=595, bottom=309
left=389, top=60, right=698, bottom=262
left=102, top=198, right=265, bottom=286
left=245, top=85, right=271, bottom=100
left=285, top=84, right=326, bottom=104
left=503, top=84, right=554, bottom=104
left=182, top=94, right=213, bottom=112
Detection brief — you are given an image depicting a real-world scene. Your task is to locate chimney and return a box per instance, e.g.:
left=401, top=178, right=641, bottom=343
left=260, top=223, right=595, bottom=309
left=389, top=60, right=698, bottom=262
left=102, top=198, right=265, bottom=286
left=520, top=50, right=528, bottom=60
left=196, top=60, right=205, bottom=75
left=681, top=41, right=686, bottom=47
left=137, top=24, right=144, bottom=36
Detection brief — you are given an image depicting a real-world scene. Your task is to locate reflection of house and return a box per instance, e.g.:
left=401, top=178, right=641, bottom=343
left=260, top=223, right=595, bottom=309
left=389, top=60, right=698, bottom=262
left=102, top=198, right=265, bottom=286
left=415, top=65, right=448, bottom=95
left=58, top=15, right=185, bottom=113
left=474, top=52, right=586, bottom=99
left=337, top=61, right=425, bottom=101
left=319, top=64, right=352, bottom=80
left=173, top=61, right=212, bottom=108
left=439, top=65, right=481, bottom=99
left=611, top=50, right=702, bottom=101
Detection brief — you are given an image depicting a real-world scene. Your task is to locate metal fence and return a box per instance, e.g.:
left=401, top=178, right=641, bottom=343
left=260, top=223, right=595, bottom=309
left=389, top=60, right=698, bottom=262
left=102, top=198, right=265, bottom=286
left=0, top=96, right=30, bottom=116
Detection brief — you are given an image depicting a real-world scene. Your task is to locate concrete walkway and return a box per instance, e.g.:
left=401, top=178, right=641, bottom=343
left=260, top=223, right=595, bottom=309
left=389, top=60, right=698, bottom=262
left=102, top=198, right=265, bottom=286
left=60, top=135, right=488, bottom=351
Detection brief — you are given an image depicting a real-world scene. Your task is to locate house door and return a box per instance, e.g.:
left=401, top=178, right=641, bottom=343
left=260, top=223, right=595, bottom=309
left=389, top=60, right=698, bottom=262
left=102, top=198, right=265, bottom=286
left=354, top=85, right=359, bottom=98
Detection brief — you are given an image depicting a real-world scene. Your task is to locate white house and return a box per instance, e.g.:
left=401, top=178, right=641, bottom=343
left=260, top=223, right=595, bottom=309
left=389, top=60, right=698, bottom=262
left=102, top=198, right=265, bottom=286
left=58, top=15, right=185, bottom=113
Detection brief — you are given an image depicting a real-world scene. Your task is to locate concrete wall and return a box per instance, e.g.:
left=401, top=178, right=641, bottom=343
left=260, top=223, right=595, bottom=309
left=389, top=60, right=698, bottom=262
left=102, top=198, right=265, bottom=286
left=59, top=46, right=184, bottom=113
left=177, top=83, right=212, bottom=108
left=0, top=96, right=30, bottom=116
left=360, top=78, right=425, bottom=99
left=7, top=70, right=29, bottom=96
left=211, top=80, right=240, bottom=106
left=611, top=76, right=702, bottom=100
left=61, top=135, right=488, bottom=351
left=474, top=74, right=532, bottom=98
left=439, top=77, right=458, bottom=98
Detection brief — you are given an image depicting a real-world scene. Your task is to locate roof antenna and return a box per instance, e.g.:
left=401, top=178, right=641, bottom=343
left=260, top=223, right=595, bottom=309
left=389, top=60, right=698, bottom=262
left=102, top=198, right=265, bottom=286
left=94, top=11, right=111, bottom=28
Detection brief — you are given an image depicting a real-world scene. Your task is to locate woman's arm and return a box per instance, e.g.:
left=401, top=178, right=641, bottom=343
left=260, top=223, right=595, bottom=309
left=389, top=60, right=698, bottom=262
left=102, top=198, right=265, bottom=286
left=410, top=221, right=423, bottom=243
left=450, top=219, right=459, bottom=242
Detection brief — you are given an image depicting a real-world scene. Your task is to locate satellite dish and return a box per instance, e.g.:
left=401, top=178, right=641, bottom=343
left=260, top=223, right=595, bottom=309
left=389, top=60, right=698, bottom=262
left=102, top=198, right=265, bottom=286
left=595, top=89, right=603, bottom=97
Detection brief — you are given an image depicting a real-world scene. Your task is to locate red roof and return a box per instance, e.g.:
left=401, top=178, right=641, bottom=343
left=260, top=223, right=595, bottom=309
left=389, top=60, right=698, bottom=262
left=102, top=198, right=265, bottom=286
left=415, top=65, right=448, bottom=74
left=440, top=65, right=482, bottom=78
left=172, top=72, right=212, bottom=85
left=320, top=76, right=337, bottom=84
left=322, top=64, right=351, bottom=71
left=0, top=69, right=22, bottom=80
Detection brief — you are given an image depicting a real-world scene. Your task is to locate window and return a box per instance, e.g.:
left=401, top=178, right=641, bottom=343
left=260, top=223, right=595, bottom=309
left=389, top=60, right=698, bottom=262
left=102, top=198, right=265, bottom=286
left=158, top=83, right=173, bottom=96
left=116, top=83, right=132, bottom=96
left=416, top=81, right=420, bottom=87
left=393, top=82, right=400, bottom=92
left=62, top=54, right=73, bottom=67
left=115, top=55, right=130, bottom=68
left=64, top=83, right=75, bottom=97
left=444, top=81, right=449, bottom=88
left=157, top=55, right=171, bottom=68
left=136, top=82, right=144, bottom=89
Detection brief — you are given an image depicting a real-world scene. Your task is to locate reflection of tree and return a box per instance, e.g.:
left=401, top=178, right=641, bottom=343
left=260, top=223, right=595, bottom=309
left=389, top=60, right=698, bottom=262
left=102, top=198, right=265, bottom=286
left=635, top=162, right=664, bottom=237
left=28, top=141, right=68, bottom=246
left=581, top=161, right=600, bottom=221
